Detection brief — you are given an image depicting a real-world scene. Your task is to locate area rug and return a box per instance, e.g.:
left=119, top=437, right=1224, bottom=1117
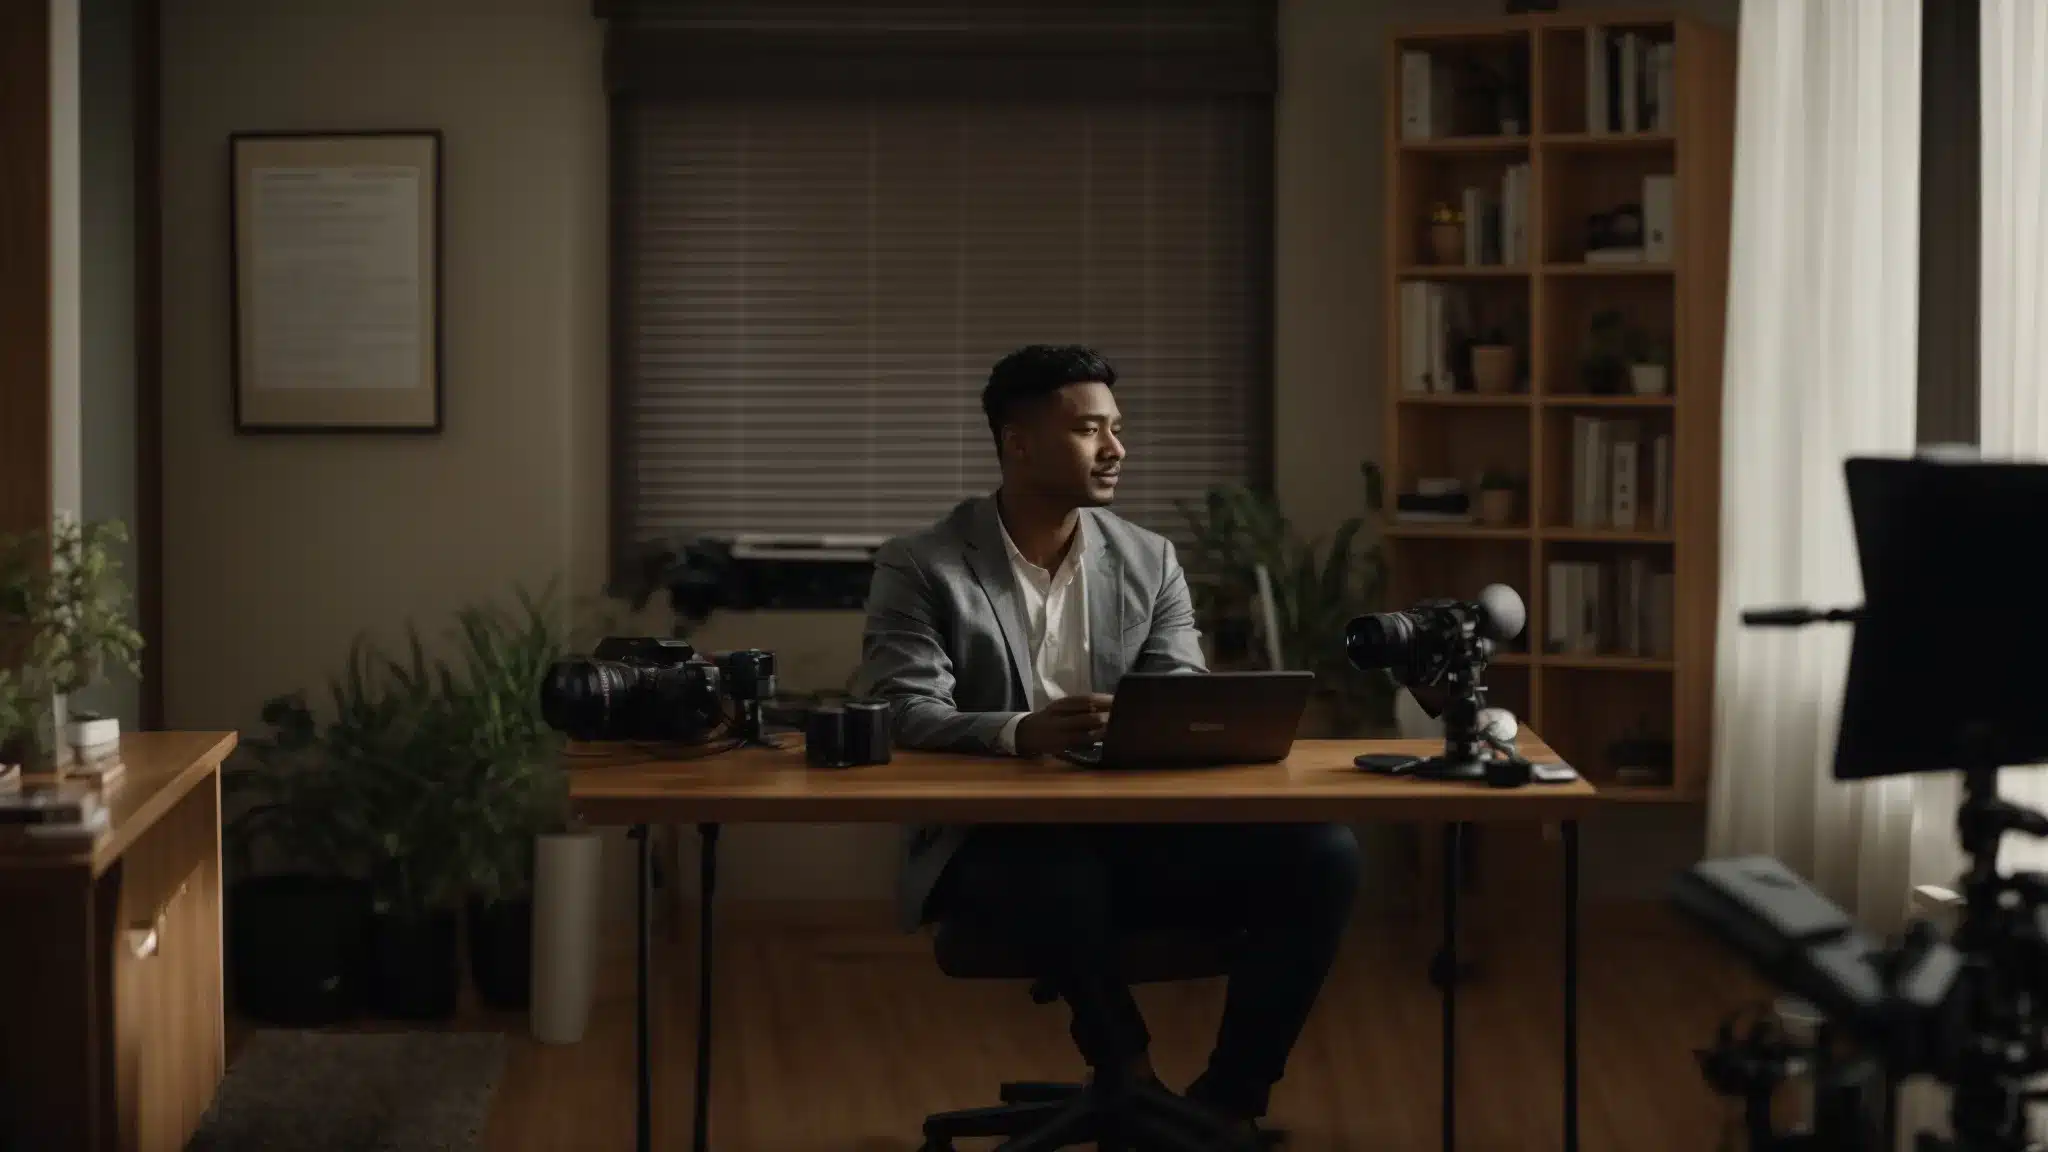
left=187, top=1030, right=505, bottom=1152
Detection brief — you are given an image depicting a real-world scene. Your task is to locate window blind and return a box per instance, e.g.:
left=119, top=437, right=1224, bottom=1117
left=606, top=1, right=1275, bottom=565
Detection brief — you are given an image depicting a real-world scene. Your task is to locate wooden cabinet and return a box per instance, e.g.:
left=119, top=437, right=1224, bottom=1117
left=0, top=733, right=237, bottom=1152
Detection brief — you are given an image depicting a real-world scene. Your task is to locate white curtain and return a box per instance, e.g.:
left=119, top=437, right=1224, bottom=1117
left=1965, top=0, right=2048, bottom=879
left=1704, top=0, right=1924, bottom=928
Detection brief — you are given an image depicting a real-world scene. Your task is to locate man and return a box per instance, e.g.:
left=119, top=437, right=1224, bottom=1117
left=852, top=344, right=1362, bottom=1134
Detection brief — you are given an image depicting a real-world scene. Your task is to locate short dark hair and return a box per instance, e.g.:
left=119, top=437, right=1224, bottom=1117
left=981, top=344, right=1117, bottom=446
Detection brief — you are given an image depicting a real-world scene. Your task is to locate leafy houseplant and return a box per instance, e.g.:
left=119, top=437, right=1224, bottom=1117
left=224, top=583, right=570, bottom=1022
left=440, top=587, right=570, bottom=1011
left=0, top=519, right=144, bottom=770
left=1177, top=462, right=1395, bottom=736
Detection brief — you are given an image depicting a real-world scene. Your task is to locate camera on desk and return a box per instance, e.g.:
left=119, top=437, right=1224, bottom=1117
left=539, top=637, right=783, bottom=747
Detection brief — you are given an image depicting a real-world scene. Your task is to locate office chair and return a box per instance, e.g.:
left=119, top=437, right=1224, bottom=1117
left=919, top=919, right=1286, bottom=1152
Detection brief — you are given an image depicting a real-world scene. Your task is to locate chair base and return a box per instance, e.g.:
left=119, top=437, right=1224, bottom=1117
left=920, top=1077, right=1285, bottom=1152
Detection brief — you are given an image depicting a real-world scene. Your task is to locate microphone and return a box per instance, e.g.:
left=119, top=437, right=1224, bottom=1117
left=1476, top=583, right=1527, bottom=642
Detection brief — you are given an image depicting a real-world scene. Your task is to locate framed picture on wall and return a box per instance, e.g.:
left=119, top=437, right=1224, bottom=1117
left=228, top=130, right=443, bottom=433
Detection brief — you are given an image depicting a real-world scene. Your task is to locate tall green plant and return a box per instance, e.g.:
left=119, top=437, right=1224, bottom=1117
left=0, top=518, right=144, bottom=759
left=225, top=583, right=569, bottom=914
left=437, top=584, right=569, bottom=905
left=1177, top=463, right=1394, bottom=732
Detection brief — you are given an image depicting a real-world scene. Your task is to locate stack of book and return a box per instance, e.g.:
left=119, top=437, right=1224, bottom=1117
left=1585, top=29, right=1677, bottom=135
left=0, top=776, right=112, bottom=852
left=1393, top=478, right=1471, bottom=524
left=1545, top=556, right=1676, bottom=659
left=1568, top=416, right=1672, bottom=532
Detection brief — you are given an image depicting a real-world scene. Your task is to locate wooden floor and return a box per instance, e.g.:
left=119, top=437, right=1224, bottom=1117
left=235, top=903, right=1765, bottom=1151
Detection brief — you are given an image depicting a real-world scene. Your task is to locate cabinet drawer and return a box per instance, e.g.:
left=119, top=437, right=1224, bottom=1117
left=114, top=781, right=224, bottom=1152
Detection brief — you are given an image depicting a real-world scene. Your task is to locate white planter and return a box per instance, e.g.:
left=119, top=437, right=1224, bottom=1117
left=530, top=831, right=604, bottom=1045
left=1628, top=362, right=1669, bottom=396
left=65, top=715, right=120, bottom=751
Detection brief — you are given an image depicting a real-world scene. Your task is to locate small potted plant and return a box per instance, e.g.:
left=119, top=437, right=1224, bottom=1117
left=43, top=519, right=143, bottom=761
left=1628, top=333, right=1672, bottom=396
left=0, top=518, right=142, bottom=775
left=1477, top=471, right=1522, bottom=526
left=1468, top=328, right=1516, bottom=394
left=1428, top=202, right=1464, bottom=265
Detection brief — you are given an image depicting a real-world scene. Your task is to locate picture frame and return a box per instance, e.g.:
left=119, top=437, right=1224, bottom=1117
left=228, top=130, right=443, bottom=433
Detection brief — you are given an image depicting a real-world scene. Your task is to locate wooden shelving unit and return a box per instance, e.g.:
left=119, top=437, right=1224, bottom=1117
left=1382, top=11, right=1737, bottom=803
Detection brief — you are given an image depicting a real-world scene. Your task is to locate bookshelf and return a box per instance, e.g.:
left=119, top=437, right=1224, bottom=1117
left=1383, top=12, right=1737, bottom=803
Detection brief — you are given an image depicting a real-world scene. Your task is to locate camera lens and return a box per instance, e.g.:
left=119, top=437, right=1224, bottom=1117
left=540, top=659, right=639, bottom=742
left=1345, top=610, right=1418, bottom=672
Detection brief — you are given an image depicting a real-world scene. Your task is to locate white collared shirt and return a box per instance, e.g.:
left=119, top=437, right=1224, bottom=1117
left=995, top=515, right=1093, bottom=754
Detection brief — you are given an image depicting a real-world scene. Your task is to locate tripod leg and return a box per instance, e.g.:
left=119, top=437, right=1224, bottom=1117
left=1563, top=819, right=1579, bottom=1152
left=693, top=823, right=720, bottom=1152
left=1440, top=821, right=1463, bottom=1152
left=634, top=825, right=653, bottom=1152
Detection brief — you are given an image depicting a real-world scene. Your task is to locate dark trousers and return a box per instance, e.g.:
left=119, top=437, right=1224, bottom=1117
left=929, top=822, right=1362, bottom=1119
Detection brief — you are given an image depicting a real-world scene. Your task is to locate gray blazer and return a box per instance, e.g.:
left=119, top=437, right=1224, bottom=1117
left=850, top=494, right=1208, bottom=931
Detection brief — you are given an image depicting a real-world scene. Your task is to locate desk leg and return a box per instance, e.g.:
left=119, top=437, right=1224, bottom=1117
left=693, top=823, right=721, bottom=1152
left=633, top=824, right=654, bottom=1152
left=1440, top=820, right=1464, bottom=1152
left=1562, top=819, right=1580, bottom=1152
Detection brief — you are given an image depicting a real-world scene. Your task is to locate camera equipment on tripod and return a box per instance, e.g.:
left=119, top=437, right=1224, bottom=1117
left=1345, top=584, right=1532, bottom=784
left=541, top=637, right=761, bottom=745
left=1673, top=455, right=2048, bottom=1152
left=717, top=648, right=778, bottom=748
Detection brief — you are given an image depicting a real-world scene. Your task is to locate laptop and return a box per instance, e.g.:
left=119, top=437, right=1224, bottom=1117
left=1060, top=671, right=1316, bottom=769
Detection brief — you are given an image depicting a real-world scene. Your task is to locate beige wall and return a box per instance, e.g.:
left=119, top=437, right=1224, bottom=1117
left=159, top=0, right=1734, bottom=909
left=82, top=0, right=141, bottom=730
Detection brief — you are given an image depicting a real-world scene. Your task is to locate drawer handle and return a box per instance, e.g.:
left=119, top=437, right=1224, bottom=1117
left=128, top=879, right=190, bottom=960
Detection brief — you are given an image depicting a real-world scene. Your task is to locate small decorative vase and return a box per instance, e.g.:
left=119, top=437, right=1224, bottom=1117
left=1430, top=222, right=1463, bottom=265
left=1629, top=363, right=1669, bottom=396
left=1471, top=346, right=1515, bottom=394
left=1478, top=488, right=1518, bottom=526
left=531, top=830, right=604, bottom=1045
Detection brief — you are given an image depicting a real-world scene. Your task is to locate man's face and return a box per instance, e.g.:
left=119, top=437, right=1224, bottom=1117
left=1006, top=381, right=1125, bottom=507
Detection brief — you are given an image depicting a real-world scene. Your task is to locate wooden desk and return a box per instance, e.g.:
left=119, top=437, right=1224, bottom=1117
left=0, top=731, right=238, bottom=1152
left=568, top=736, right=1597, bottom=1152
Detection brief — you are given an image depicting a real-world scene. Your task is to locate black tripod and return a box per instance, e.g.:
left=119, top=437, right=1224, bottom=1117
left=1915, top=763, right=2048, bottom=1152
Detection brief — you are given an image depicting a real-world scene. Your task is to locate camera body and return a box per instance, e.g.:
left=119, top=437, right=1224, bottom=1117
left=1343, top=585, right=1529, bottom=786
left=1346, top=598, right=1499, bottom=687
left=541, top=637, right=727, bottom=744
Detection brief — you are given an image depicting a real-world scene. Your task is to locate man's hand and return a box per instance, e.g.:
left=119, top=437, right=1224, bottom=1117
left=1015, top=694, right=1114, bottom=757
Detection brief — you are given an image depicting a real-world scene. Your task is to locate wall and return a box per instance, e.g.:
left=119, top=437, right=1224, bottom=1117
left=160, top=0, right=1733, bottom=913
left=50, top=0, right=83, bottom=528
left=81, top=0, right=140, bottom=730
left=160, top=0, right=607, bottom=729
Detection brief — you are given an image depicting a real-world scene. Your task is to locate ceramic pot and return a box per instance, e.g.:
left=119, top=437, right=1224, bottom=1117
left=1471, top=346, right=1515, bottom=394
left=1629, top=363, right=1669, bottom=396
left=1478, top=488, right=1518, bottom=526
left=1429, top=222, right=1463, bottom=265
